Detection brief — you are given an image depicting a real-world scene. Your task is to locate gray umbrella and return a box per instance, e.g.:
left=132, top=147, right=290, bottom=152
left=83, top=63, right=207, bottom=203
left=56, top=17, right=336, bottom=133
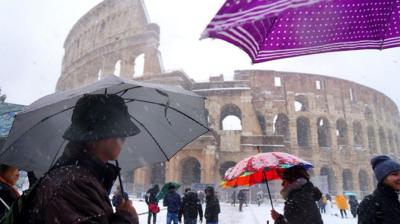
left=0, top=75, right=209, bottom=176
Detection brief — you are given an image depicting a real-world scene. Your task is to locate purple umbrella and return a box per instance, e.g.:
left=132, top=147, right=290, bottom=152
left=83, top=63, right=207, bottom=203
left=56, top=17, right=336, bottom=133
left=202, top=0, right=400, bottom=63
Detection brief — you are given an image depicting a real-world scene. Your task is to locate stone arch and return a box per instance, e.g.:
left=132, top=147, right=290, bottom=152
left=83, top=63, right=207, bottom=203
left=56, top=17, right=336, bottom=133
left=294, top=95, right=309, bottom=112
left=320, top=167, right=337, bottom=195
left=134, top=53, right=145, bottom=77
left=297, top=116, right=310, bottom=147
left=368, top=126, right=377, bottom=153
left=342, top=169, right=354, bottom=192
left=359, top=170, right=369, bottom=197
left=353, top=121, right=364, bottom=147
left=256, top=111, right=267, bottom=135
left=317, top=117, right=331, bottom=147
left=219, top=161, right=236, bottom=178
left=181, top=157, right=201, bottom=185
left=220, top=104, right=242, bottom=130
left=336, top=119, right=348, bottom=146
left=379, top=127, right=388, bottom=154
left=114, top=59, right=121, bottom=76
left=395, top=134, right=400, bottom=154
left=150, top=162, right=166, bottom=185
left=97, top=69, right=102, bottom=80
left=274, top=113, right=290, bottom=141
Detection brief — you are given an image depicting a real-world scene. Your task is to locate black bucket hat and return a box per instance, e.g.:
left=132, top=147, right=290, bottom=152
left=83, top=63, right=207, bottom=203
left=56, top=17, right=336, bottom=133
left=63, top=94, right=140, bottom=142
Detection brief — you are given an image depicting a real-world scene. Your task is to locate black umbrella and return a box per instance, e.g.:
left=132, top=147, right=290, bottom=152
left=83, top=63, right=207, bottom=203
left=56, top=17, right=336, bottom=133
left=0, top=75, right=209, bottom=178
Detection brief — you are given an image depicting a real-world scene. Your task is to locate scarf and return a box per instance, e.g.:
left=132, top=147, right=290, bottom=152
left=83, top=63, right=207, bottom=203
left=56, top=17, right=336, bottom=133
left=280, top=178, right=308, bottom=200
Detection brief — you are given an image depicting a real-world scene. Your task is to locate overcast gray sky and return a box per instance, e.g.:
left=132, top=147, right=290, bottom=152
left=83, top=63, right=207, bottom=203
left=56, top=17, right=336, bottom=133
left=0, top=0, right=399, bottom=107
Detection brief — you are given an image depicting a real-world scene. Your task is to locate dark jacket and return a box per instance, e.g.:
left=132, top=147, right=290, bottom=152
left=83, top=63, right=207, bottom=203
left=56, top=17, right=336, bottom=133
left=0, top=181, right=19, bottom=218
left=179, top=192, right=203, bottom=221
left=358, top=184, right=400, bottom=224
left=163, top=191, right=181, bottom=213
left=145, top=186, right=159, bottom=205
left=21, top=143, right=138, bottom=223
left=349, top=197, right=359, bottom=215
left=276, top=182, right=323, bottom=224
left=237, top=190, right=246, bottom=202
left=205, top=196, right=220, bottom=222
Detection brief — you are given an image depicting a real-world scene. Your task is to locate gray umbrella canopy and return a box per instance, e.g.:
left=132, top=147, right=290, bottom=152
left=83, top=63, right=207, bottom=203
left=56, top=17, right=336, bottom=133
left=0, top=75, right=209, bottom=175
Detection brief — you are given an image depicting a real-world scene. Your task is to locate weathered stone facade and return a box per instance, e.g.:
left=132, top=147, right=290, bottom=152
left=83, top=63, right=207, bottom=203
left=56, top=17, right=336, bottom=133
left=57, top=0, right=400, bottom=197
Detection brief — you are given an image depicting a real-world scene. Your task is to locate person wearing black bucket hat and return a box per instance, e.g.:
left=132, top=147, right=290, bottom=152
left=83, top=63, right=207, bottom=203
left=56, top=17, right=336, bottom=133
left=19, top=94, right=140, bottom=223
left=358, top=155, right=400, bottom=224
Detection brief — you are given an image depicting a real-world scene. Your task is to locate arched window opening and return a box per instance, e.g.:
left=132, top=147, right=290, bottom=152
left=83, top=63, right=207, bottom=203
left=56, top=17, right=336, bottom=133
left=336, top=119, right=348, bottom=146
left=181, top=157, right=201, bottom=185
left=114, top=60, right=121, bottom=76
left=220, top=104, right=242, bottom=131
left=353, top=122, right=364, bottom=148
left=342, top=169, right=354, bottom=192
left=150, top=162, right=166, bottom=185
left=294, top=95, right=309, bottom=112
left=318, top=117, right=331, bottom=147
left=297, top=117, right=310, bottom=147
left=274, top=114, right=290, bottom=141
left=134, top=54, right=145, bottom=78
left=219, top=161, right=236, bottom=178
left=368, top=127, right=377, bottom=153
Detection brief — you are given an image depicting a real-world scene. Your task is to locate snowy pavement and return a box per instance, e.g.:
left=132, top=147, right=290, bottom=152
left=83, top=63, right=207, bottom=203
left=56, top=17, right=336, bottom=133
left=133, top=199, right=357, bottom=224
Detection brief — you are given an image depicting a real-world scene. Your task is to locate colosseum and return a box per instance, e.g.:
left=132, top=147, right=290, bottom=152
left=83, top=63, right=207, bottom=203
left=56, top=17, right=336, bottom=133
left=56, top=0, right=400, bottom=199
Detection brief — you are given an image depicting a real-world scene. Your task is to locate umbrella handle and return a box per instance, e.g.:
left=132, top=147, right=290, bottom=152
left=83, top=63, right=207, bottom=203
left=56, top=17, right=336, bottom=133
left=264, top=171, right=274, bottom=210
left=115, top=160, right=126, bottom=199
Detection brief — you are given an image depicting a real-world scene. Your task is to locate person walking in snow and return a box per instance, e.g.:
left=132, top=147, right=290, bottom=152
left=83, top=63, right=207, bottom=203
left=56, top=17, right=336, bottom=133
left=335, top=194, right=349, bottom=218
left=145, top=184, right=160, bottom=224
left=270, top=165, right=323, bottom=224
left=318, top=195, right=327, bottom=214
left=358, top=155, right=400, bottom=224
left=257, top=191, right=263, bottom=207
left=348, top=195, right=358, bottom=218
left=204, top=186, right=220, bottom=224
left=179, top=188, right=203, bottom=224
left=164, top=185, right=181, bottom=224
left=231, top=190, right=236, bottom=207
left=237, top=190, right=246, bottom=212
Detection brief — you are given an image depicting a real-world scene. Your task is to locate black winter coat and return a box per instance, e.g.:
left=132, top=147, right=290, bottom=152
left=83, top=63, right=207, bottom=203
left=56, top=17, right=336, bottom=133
left=358, top=184, right=400, bottom=224
left=21, top=143, right=138, bottom=223
left=205, top=196, right=220, bottom=222
left=163, top=191, right=181, bottom=213
left=145, top=187, right=159, bottom=205
left=275, top=182, right=323, bottom=224
left=179, top=192, right=203, bottom=221
left=0, top=181, right=19, bottom=218
left=349, top=198, right=359, bottom=215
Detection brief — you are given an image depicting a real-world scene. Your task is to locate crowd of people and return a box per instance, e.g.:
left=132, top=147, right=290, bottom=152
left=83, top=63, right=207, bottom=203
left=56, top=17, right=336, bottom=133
left=0, top=94, right=400, bottom=224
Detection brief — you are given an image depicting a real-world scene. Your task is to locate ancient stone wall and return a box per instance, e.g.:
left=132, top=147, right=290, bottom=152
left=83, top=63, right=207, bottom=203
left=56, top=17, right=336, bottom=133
left=56, top=0, right=400, bottom=198
left=56, top=0, right=163, bottom=91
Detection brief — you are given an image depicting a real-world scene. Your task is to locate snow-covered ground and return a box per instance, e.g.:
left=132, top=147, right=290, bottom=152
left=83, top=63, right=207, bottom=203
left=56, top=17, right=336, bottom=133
left=132, top=199, right=357, bottom=224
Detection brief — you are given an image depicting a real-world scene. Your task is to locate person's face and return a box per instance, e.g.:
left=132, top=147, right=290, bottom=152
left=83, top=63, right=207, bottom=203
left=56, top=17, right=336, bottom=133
left=98, top=137, right=126, bottom=161
left=383, top=171, right=400, bottom=191
left=2, top=167, right=19, bottom=186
